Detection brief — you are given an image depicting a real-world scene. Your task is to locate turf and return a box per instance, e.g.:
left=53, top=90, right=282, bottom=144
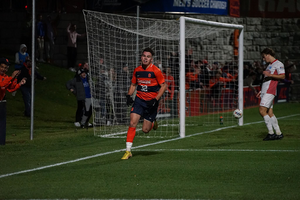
left=0, top=62, right=299, bottom=199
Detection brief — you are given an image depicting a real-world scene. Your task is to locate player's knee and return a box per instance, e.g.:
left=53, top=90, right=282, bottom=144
left=259, top=107, right=267, bottom=116
left=142, top=127, right=150, bottom=133
left=129, top=121, right=138, bottom=127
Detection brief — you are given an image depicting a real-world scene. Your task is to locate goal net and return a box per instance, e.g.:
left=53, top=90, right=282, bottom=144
left=83, top=10, right=244, bottom=138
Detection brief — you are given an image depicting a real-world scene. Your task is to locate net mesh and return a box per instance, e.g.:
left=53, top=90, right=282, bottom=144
left=83, top=10, right=241, bottom=138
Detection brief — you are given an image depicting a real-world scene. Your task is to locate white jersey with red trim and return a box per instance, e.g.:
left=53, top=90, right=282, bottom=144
left=261, top=59, right=285, bottom=95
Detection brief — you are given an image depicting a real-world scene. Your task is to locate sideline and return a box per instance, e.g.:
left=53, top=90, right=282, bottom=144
left=0, top=114, right=299, bottom=179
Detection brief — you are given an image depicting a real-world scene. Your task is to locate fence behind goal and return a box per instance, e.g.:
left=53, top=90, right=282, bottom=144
left=82, top=10, right=244, bottom=138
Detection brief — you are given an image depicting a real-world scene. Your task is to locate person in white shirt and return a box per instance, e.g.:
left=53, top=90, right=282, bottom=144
left=67, top=23, right=85, bottom=72
left=256, top=48, right=285, bottom=141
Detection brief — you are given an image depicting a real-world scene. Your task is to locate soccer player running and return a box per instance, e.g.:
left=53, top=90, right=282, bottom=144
left=122, top=48, right=167, bottom=159
left=256, top=48, right=285, bottom=141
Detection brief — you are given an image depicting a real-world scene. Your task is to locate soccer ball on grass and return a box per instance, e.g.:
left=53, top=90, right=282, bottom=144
left=233, top=109, right=243, bottom=119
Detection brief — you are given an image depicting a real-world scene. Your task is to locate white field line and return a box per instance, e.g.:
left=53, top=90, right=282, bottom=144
left=134, top=149, right=299, bottom=152
left=0, top=114, right=299, bottom=179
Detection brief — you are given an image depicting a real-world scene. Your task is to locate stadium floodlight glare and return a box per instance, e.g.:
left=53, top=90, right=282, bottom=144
left=83, top=10, right=244, bottom=139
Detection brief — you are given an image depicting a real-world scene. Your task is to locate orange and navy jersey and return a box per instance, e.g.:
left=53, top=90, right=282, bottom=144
left=131, top=64, right=165, bottom=101
left=0, top=74, right=20, bottom=101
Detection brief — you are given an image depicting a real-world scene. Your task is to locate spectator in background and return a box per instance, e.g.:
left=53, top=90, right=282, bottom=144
left=282, top=58, right=295, bottom=85
left=163, top=66, right=175, bottom=100
left=186, top=67, right=203, bottom=90
left=201, top=62, right=211, bottom=88
left=221, top=65, right=233, bottom=79
left=244, top=72, right=258, bottom=95
left=195, top=60, right=203, bottom=69
left=185, top=48, right=193, bottom=73
left=76, top=61, right=89, bottom=77
left=163, top=66, right=175, bottom=116
left=17, top=58, right=46, bottom=117
left=67, top=23, right=85, bottom=72
left=106, top=67, right=116, bottom=125
left=13, top=44, right=29, bottom=96
left=115, top=63, right=131, bottom=124
left=72, top=61, right=90, bottom=126
left=253, top=66, right=264, bottom=85
left=243, top=62, right=250, bottom=79
left=168, top=51, right=179, bottom=90
left=45, top=12, right=61, bottom=64
left=212, top=62, right=219, bottom=71
left=37, top=14, right=46, bottom=62
left=66, top=68, right=93, bottom=128
left=15, top=44, right=29, bottom=70
left=98, top=66, right=109, bottom=121
left=222, top=65, right=238, bottom=89
left=186, top=59, right=195, bottom=73
left=209, top=71, right=235, bottom=109
left=0, top=58, right=26, bottom=145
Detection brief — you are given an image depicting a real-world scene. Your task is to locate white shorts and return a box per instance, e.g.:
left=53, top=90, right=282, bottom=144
left=260, top=93, right=274, bottom=108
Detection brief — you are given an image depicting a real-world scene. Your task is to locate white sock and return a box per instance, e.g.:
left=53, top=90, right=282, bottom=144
left=270, top=115, right=282, bottom=135
left=263, top=115, right=274, bottom=134
left=126, top=142, right=132, bottom=152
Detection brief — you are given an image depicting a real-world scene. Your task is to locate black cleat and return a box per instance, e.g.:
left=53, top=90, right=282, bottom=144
left=275, top=133, right=284, bottom=140
left=263, top=133, right=276, bottom=141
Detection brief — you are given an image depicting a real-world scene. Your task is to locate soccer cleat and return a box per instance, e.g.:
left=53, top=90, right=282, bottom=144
left=153, top=119, right=158, bottom=130
left=88, top=123, right=93, bottom=127
left=74, top=122, right=81, bottom=127
left=263, top=133, right=276, bottom=141
left=275, top=133, right=284, bottom=140
left=121, top=151, right=132, bottom=160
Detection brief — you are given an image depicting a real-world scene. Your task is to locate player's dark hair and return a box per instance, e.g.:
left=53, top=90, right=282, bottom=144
left=142, top=48, right=154, bottom=56
left=261, top=48, right=275, bottom=57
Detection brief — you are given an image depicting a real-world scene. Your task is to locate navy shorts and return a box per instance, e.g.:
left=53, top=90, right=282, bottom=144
left=131, top=96, right=158, bottom=122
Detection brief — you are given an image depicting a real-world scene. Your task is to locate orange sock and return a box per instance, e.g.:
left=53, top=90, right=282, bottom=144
left=150, top=122, right=154, bottom=131
left=126, top=127, right=136, bottom=142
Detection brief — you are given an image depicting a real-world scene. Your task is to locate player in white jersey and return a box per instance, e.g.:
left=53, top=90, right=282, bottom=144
left=256, top=48, right=285, bottom=141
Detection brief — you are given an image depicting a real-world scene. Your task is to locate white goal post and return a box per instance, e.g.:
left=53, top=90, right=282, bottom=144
left=179, top=17, right=244, bottom=138
left=82, top=10, right=244, bottom=139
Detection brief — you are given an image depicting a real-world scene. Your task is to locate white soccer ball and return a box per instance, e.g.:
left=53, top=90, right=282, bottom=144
left=233, top=109, right=243, bottom=119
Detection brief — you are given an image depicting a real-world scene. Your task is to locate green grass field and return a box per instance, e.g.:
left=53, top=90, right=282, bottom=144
left=0, top=62, right=300, bottom=199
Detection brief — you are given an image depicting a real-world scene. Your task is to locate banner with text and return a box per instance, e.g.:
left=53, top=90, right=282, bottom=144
left=247, top=0, right=300, bottom=18
left=141, top=0, right=228, bottom=15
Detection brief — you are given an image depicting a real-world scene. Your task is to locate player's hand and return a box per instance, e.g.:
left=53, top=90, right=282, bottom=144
left=19, top=78, right=27, bottom=85
left=11, top=70, right=20, bottom=79
left=147, top=98, right=158, bottom=108
left=256, top=91, right=261, bottom=98
left=126, top=95, right=134, bottom=106
left=263, top=71, right=271, bottom=77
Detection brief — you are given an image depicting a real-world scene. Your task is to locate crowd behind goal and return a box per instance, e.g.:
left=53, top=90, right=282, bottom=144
left=88, top=49, right=297, bottom=127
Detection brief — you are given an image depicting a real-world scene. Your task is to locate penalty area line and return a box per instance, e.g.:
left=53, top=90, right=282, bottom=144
left=0, top=113, right=299, bottom=179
